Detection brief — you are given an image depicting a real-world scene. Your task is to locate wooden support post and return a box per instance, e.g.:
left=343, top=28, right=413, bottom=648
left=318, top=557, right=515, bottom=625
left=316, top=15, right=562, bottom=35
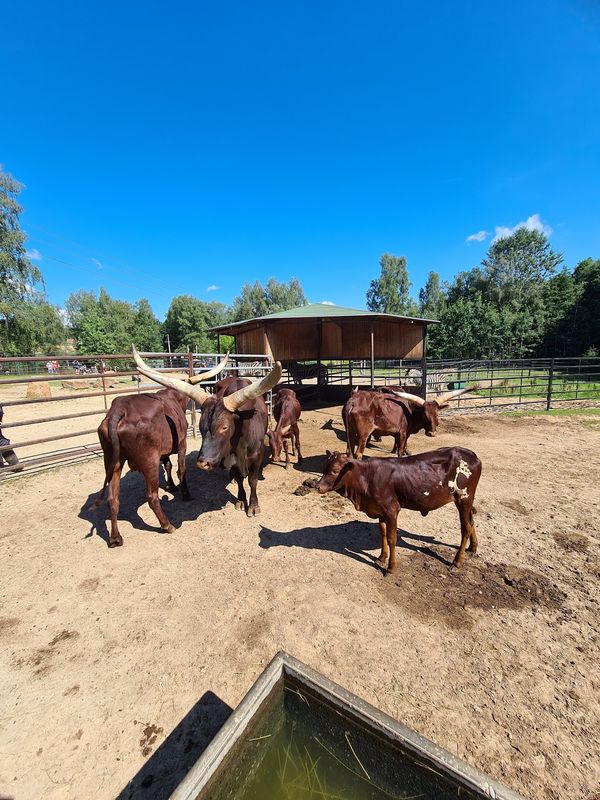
left=348, top=359, right=353, bottom=390
left=217, top=334, right=221, bottom=355
left=420, top=332, right=427, bottom=401
left=317, top=322, right=323, bottom=402
left=370, top=325, right=375, bottom=389
left=99, top=359, right=108, bottom=410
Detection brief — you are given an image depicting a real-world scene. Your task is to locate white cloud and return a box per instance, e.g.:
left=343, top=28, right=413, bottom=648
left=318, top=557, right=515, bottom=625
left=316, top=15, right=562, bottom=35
left=321, top=300, right=335, bottom=305
left=206, top=285, right=220, bottom=292
left=91, top=258, right=103, bottom=269
left=492, top=213, right=552, bottom=243
left=26, top=248, right=42, bottom=261
left=466, top=230, right=489, bottom=243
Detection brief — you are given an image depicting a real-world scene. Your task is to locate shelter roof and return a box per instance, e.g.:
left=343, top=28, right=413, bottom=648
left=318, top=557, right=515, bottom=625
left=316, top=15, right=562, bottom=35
left=211, top=303, right=439, bottom=333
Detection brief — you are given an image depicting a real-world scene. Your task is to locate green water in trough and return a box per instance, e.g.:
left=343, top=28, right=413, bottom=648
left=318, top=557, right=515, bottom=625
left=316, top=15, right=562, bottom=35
left=204, top=682, right=480, bottom=800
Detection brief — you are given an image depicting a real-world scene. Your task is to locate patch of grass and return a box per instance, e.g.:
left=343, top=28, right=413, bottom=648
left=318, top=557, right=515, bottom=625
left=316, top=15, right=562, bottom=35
left=499, top=407, right=600, bottom=418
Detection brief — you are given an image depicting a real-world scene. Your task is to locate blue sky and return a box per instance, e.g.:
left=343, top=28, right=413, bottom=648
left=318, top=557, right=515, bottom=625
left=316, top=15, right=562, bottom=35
left=2, top=0, right=600, bottom=319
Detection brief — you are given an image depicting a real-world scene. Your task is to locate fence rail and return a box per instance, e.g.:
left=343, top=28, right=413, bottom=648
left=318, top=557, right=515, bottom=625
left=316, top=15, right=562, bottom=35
left=0, top=352, right=272, bottom=479
left=1, top=354, right=598, bottom=480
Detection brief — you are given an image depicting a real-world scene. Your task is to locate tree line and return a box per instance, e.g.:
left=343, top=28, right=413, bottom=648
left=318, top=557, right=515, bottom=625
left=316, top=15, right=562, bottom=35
left=367, top=232, right=599, bottom=360
left=2, top=166, right=599, bottom=359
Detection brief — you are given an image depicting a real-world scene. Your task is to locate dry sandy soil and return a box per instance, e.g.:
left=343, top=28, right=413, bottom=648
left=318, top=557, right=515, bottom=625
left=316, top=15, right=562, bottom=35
left=1, top=403, right=600, bottom=800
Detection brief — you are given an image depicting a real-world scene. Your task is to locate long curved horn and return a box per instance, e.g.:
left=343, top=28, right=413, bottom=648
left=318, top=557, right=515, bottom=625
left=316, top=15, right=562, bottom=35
left=188, top=353, right=229, bottom=385
left=434, top=384, right=478, bottom=406
left=222, top=362, right=282, bottom=412
left=390, top=390, right=426, bottom=407
left=132, top=345, right=210, bottom=406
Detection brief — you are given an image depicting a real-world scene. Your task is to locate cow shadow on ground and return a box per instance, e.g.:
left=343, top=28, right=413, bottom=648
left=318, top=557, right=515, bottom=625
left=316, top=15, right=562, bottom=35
left=79, top=453, right=238, bottom=546
left=116, top=690, right=232, bottom=800
left=258, top=520, right=458, bottom=571
left=263, top=453, right=327, bottom=476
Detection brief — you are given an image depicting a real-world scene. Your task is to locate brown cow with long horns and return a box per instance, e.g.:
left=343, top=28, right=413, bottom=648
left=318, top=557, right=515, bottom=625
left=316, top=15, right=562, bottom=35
left=343, top=385, right=476, bottom=460
left=95, top=354, right=229, bottom=547
left=132, top=348, right=281, bottom=517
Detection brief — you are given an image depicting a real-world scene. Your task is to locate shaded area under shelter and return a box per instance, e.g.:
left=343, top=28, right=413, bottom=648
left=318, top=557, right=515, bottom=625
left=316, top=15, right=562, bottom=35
left=211, top=303, right=439, bottom=403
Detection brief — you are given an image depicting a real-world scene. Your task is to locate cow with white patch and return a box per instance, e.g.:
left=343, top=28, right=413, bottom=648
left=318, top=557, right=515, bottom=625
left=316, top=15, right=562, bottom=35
left=315, top=446, right=482, bottom=574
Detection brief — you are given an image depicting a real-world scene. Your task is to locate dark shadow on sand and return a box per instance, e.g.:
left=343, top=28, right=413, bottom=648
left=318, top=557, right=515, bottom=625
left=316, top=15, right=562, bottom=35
left=79, top=453, right=238, bottom=546
left=258, top=519, right=458, bottom=571
left=116, top=690, right=232, bottom=800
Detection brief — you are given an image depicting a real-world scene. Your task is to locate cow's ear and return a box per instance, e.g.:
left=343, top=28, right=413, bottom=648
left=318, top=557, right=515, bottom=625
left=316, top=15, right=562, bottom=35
left=437, top=402, right=449, bottom=410
left=326, top=449, right=331, bottom=457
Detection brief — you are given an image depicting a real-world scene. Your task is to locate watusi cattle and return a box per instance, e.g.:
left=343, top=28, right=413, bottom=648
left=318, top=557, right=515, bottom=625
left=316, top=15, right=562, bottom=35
left=133, top=348, right=281, bottom=517
left=315, top=447, right=482, bottom=574
left=94, top=354, right=228, bottom=547
left=343, top=385, right=475, bottom=459
left=267, top=388, right=302, bottom=468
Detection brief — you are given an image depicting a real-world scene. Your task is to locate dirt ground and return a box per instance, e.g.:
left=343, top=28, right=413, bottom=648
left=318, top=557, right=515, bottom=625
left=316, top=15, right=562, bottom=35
left=1, top=404, right=599, bottom=800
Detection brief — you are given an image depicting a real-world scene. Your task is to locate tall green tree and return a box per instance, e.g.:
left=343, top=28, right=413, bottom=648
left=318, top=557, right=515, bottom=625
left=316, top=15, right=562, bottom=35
left=231, top=277, right=306, bottom=322
left=366, top=254, right=419, bottom=316
left=0, top=169, right=43, bottom=316
left=0, top=299, right=66, bottom=356
left=65, top=289, right=162, bottom=354
left=163, top=295, right=229, bottom=352
left=132, top=299, right=163, bottom=352
left=571, top=258, right=600, bottom=356
left=419, top=271, right=446, bottom=319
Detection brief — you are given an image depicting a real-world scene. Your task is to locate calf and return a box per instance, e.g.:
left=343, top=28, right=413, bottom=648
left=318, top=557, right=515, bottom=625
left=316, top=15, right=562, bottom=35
left=315, top=447, right=482, bottom=574
left=267, top=388, right=302, bottom=468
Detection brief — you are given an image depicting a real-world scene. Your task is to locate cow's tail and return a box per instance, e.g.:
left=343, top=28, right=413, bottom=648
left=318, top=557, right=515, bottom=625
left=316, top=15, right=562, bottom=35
left=90, top=411, right=124, bottom=509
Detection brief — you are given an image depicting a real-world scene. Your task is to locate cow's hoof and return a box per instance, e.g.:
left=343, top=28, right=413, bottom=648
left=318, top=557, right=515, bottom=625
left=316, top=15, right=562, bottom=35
left=108, top=538, right=123, bottom=548
left=235, top=500, right=244, bottom=511
left=375, top=557, right=387, bottom=568
left=385, top=565, right=397, bottom=576
left=247, top=506, right=260, bottom=517
left=164, top=525, right=175, bottom=534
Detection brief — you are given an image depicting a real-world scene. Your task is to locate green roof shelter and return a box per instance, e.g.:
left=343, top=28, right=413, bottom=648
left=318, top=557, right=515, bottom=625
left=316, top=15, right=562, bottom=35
left=211, top=303, right=438, bottom=398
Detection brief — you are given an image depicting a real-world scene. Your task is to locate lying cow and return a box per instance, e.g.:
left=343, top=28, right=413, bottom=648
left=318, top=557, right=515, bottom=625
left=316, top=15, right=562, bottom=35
left=316, top=447, right=482, bottom=573
left=267, top=388, right=302, bottom=469
left=343, top=385, right=475, bottom=459
left=133, top=348, right=281, bottom=517
left=94, top=355, right=228, bottom=546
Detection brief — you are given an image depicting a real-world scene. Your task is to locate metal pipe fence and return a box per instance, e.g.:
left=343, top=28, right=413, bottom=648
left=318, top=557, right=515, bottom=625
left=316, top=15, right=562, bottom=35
left=2, top=353, right=598, bottom=480
left=0, top=351, right=273, bottom=479
left=279, top=356, right=600, bottom=409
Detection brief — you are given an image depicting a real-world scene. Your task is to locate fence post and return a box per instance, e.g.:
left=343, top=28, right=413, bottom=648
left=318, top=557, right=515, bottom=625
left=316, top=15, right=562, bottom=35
left=99, top=360, right=108, bottom=410
left=188, top=350, right=197, bottom=439
left=546, top=359, right=555, bottom=411
left=489, top=361, right=494, bottom=407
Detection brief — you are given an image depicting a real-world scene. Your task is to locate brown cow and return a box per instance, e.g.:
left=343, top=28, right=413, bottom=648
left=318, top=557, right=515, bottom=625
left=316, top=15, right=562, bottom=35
left=133, top=349, right=281, bottom=517
left=266, top=388, right=302, bottom=469
left=94, top=356, right=228, bottom=547
left=343, top=385, right=475, bottom=459
left=316, top=447, right=482, bottom=574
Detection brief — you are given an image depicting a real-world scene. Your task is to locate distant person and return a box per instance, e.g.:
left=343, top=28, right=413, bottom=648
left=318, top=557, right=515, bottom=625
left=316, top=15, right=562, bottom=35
left=0, top=405, right=22, bottom=471
left=46, top=360, right=53, bottom=374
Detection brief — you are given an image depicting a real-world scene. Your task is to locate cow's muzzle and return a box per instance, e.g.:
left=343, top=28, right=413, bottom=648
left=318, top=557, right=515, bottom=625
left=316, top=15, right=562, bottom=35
left=196, top=459, right=215, bottom=471
left=426, top=431, right=435, bottom=437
